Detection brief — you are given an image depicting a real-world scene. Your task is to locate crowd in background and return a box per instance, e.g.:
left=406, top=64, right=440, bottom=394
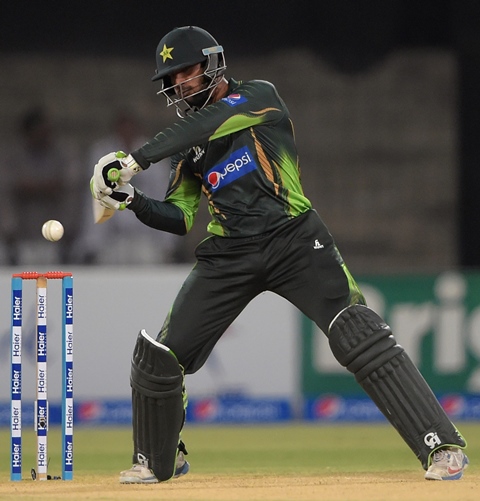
left=0, top=46, right=459, bottom=274
left=1, top=105, right=182, bottom=267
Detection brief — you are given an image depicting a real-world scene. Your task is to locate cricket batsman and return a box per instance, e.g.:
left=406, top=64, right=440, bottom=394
left=90, top=26, right=469, bottom=483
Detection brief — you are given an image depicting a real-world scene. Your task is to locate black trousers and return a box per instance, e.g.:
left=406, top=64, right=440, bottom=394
left=158, top=209, right=365, bottom=374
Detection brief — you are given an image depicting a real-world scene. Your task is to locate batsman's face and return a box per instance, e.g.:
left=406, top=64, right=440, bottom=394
left=170, top=63, right=208, bottom=106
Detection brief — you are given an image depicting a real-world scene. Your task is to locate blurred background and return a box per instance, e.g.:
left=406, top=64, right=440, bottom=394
left=1, top=0, right=480, bottom=426
left=2, top=0, right=480, bottom=272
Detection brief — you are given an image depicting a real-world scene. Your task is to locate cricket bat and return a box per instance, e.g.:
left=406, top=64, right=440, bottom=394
left=92, top=198, right=115, bottom=224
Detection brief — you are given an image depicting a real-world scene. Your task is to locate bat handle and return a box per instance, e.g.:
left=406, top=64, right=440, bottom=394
left=107, top=168, right=120, bottom=183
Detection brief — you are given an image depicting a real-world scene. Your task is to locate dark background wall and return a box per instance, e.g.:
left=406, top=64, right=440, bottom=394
left=2, top=0, right=480, bottom=270
left=0, top=0, right=455, bottom=58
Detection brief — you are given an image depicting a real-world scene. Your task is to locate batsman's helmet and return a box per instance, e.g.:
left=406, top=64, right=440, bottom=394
left=152, top=26, right=226, bottom=116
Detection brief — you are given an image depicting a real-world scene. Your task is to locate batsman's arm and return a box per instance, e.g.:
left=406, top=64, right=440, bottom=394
left=131, top=80, right=285, bottom=168
left=128, top=192, right=188, bottom=235
left=128, top=159, right=201, bottom=235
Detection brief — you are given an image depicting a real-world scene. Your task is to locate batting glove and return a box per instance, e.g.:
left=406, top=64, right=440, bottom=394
left=95, top=183, right=136, bottom=211
left=91, top=151, right=142, bottom=198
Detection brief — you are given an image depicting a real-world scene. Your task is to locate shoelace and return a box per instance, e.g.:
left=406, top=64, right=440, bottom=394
left=432, top=449, right=449, bottom=464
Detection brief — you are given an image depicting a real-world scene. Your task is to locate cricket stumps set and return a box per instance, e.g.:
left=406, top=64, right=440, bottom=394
left=10, top=271, right=74, bottom=481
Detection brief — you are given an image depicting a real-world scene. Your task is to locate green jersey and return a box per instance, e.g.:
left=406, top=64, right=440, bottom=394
left=131, top=78, right=312, bottom=237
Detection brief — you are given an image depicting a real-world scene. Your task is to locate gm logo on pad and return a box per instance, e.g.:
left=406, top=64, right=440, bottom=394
left=221, top=93, right=247, bottom=106
left=206, top=146, right=256, bottom=191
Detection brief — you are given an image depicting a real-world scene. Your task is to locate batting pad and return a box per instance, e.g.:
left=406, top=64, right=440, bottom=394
left=130, top=329, right=185, bottom=481
left=328, top=305, right=466, bottom=469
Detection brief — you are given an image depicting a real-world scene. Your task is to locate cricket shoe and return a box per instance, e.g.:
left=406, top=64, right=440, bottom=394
left=119, top=464, right=158, bottom=484
left=424, top=447, right=469, bottom=480
left=119, top=451, right=190, bottom=484
left=173, top=450, right=190, bottom=478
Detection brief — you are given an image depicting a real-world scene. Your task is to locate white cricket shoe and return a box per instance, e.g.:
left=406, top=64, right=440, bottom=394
left=119, top=464, right=158, bottom=484
left=425, top=447, right=469, bottom=480
left=119, top=451, right=190, bottom=484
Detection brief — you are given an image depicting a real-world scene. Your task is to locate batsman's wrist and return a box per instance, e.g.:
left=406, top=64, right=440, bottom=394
left=130, top=150, right=150, bottom=170
left=126, top=188, right=146, bottom=212
left=122, top=154, right=143, bottom=175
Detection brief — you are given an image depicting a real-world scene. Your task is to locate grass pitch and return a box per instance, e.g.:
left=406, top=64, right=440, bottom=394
left=0, top=423, right=478, bottom=500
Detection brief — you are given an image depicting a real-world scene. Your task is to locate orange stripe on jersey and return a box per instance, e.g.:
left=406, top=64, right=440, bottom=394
left=251, top=128, right=280, bottom=196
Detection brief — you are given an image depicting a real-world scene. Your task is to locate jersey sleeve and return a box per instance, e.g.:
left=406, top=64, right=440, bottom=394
left=128, top=192, right=187, bottom=235
left=131, top=80, right=286, bottom=168
left=128, top=155, right=201, bottom=235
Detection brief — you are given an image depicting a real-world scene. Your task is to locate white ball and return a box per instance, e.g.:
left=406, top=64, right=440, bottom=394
left=42, top=220, right=64, bottom=242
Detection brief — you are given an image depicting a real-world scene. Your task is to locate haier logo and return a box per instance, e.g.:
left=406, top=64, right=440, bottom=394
left=206, top=147, right=256, bottom=191
left=221, top=93, right=247, bottom=107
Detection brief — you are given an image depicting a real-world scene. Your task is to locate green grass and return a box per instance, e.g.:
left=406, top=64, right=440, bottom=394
left=1, top=422, right=478, bottom=480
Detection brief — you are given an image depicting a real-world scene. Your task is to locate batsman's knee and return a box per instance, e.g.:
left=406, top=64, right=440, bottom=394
left=328, top=304, right=404, bottom=380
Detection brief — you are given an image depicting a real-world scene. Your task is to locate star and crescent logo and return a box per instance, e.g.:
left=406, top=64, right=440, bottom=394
left=160, top=44, right=174, bottom=63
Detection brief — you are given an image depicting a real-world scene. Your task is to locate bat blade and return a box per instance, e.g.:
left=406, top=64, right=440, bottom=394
left=92, top=198, right=115, bottom=224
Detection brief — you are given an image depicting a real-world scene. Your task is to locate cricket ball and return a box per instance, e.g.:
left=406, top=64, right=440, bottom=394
left=42, top=220, right=64, bottom=242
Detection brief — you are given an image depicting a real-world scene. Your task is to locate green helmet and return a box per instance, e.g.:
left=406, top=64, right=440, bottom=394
left=152, top=26, right=227, bottom=116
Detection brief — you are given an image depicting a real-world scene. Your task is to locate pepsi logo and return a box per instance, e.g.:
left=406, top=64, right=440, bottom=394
left=440, top=395, right=465, bottom=417
left=78, top=401, right=102, bottom=420
left=205, top=146, right=256, bottom=191
left=313, top=395, right=343, bottom=419
left=221, top=93, right=247, bottom=107
left=208, top=171, right=221, bottom=189
left=193, top=399, right=218, bottom=421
